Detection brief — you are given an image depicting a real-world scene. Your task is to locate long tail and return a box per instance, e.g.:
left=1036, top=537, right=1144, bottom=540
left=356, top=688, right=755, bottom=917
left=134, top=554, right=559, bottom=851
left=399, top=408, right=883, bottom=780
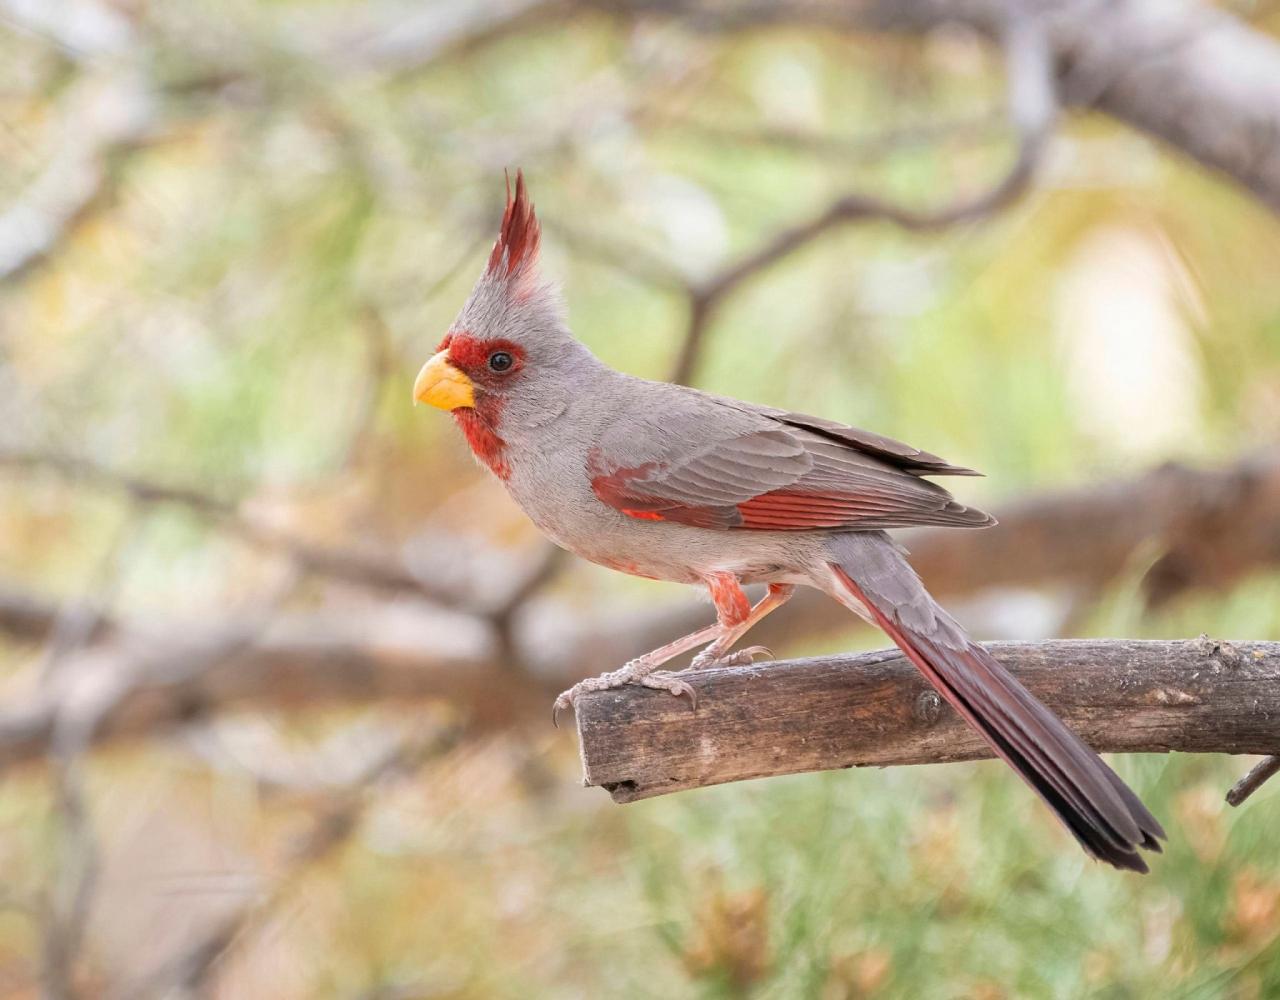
left=823, top=532, right=1165, bottom=872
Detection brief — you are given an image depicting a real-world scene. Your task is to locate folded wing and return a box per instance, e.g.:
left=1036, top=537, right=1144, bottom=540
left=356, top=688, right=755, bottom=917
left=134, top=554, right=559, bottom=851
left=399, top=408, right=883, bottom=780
left=589, top=401, right=994, bottom=531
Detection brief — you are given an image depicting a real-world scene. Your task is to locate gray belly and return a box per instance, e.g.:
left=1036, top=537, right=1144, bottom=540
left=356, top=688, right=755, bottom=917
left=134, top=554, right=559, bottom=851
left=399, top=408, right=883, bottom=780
left=510, top=476, right=806, bottom=584
left=498, top=435, right=820, bottom=586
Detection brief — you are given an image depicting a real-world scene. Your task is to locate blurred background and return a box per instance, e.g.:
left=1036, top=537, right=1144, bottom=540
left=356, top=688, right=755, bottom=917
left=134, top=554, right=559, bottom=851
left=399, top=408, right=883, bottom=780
left=3, top=1, right=1280, bottom=997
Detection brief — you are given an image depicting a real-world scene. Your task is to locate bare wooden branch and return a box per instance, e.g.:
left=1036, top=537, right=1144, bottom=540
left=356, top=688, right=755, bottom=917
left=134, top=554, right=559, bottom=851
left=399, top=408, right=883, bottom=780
left=1226, top=755, right=1280, bottom=807
left=575, top=639, right=1280, bottom=803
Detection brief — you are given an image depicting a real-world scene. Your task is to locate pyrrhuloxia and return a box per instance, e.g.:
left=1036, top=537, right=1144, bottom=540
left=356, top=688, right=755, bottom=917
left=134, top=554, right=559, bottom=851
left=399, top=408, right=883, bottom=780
left=413, top=173, right=1165, bottom=872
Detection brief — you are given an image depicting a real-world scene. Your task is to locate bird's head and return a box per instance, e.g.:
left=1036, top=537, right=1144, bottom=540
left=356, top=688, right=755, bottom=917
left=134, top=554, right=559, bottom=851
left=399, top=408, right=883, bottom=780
left=413, top=171, right=597, bottom=478
left=413, top=170, right=578, bottom=415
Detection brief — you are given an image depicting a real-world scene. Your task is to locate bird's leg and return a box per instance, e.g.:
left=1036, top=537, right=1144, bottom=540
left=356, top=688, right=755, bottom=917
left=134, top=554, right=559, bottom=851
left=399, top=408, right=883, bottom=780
left=552, top=621, right=723, bottom=724
left=688, top=580, right=795, bottom=670
left=550, top=578, right=796, bottom=724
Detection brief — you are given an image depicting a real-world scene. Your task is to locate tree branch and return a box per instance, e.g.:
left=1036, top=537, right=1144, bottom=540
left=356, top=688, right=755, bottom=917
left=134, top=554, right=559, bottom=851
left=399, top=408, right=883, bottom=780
left=666, top=5, right=1055, bottom=384
left=575, top=638, right=1280, bottom=802
left=904, top=447, right=1280, bottom=608
left=291, top=0, right=566, bottom=76
left=1226, top=755, right=1280, bottom=807
left=0, top=449, right=470, bottom=609
left=3, top=448, right=1280, bottom=768
left=621, top=0, right=1280, bottom=213
left=0, top=44, right=156, bottom=285
left=0, top=588, right=722, bottom=768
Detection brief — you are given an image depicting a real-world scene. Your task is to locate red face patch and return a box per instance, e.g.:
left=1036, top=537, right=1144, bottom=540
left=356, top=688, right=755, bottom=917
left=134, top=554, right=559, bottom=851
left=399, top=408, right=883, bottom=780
left=445, top=333, right=525, bottom=380
left=435, top=331, right=525, bottom=481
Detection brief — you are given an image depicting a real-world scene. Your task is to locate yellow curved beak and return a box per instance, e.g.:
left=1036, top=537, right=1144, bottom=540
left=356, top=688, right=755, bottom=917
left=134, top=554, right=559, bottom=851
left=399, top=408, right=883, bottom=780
left=413, top=350, right=474, bottom=410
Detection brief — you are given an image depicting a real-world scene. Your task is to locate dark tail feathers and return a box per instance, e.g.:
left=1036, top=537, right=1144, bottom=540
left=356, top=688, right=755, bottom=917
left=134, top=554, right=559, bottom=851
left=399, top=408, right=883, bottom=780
left=827, top=533, right=1165, bottom=872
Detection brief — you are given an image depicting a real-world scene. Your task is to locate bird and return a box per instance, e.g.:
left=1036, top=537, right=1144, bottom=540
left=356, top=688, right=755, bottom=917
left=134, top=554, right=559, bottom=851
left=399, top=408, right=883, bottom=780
left=412, top=171, right=1166, bottom=872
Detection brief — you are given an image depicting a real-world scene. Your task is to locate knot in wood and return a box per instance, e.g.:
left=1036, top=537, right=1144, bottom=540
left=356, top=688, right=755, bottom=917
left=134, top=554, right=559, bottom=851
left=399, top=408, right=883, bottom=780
left=914, top=690, right=943, bottom=726
left=1197, top=633, right=1244, bottom=668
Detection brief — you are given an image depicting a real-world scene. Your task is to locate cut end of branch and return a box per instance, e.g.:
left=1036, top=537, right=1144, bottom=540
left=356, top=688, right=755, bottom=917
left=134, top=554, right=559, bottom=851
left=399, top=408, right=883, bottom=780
left=1226, top=755, right=1280, bottom=807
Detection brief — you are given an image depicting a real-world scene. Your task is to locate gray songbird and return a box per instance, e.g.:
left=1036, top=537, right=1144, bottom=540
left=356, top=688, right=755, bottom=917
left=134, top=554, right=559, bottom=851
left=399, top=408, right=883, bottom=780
left=413, top=173, right=1165, bottom=872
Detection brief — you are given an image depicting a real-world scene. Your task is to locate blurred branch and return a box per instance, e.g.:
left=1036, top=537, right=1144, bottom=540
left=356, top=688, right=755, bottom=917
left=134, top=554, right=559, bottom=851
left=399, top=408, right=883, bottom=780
left=651, top=111, right=1005, bottom=162
left=0, top=448, right=570, bottom=653
left=40, top=737, right=96, bottom=1000
left=0, top=593, right=627, bottom=767
left=621, top=0, right=1280, bottom=213
left=1226, top=755, right=1280, bottom=807
left=905, top=447, right=1280, bottom=609
left=0, top=0, right=137, bottom=59
left=576, top=638, right=1280, bottom=802
left=667, top=7, right=1055, bottom=384
left=37, top=520, right=143, bottom=1000
left=0, top=448, right=467, bottom=608
left=122, top=725, right=460, bottom=1000
left=1027, top=0, right=1280, bottom=212
left=4, top=447, right=1280, bottom=767
left=293, top=0, right=566, bottom=76
left=0, top=59, right=156, bottom=284
left=0, top=569, right=295, bottom=774
left=0, top=582, right=116, bottom=645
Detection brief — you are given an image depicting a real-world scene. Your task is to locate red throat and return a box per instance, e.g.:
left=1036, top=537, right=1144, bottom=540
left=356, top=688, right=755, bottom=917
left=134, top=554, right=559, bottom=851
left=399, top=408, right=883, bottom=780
left=453, top=408, right=510, bottom=480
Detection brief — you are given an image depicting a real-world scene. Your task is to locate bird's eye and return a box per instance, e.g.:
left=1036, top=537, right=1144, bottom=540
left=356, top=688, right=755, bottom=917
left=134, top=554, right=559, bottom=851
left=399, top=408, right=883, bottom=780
left=488, top=351, right=514, bottom=373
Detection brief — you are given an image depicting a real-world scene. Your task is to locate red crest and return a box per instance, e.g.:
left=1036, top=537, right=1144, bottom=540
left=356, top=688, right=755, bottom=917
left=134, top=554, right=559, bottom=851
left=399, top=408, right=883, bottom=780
left=486, top=169, right=541, bottom=279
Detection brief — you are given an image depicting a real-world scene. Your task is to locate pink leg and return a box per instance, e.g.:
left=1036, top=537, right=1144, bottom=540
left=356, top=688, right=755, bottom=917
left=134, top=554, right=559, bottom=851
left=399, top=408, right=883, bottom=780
left=552, top=621, right=721, bottom=724
left=689, top=580, right=795, bottom=669
left=551, top=577, right=796, bottom=724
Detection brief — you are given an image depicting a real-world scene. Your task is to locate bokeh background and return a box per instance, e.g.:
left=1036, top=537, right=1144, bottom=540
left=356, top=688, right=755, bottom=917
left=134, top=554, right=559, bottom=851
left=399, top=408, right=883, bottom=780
left=3, top=1, right=1280, bottom=997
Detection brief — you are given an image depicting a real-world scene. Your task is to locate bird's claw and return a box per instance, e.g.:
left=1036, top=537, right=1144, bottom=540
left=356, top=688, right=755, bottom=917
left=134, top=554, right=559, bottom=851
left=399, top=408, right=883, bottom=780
left=552, top=691, right=574, bottom=728
left=689, top=644, right=774, bottom=670
left=552, top=661, right=697, bottom=726
left=638, top=670, right=697, bottom=710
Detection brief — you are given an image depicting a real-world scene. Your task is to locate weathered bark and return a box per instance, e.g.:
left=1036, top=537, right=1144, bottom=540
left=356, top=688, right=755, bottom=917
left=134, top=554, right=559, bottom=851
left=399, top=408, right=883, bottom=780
left=575, top=638, right=1280, bottom=802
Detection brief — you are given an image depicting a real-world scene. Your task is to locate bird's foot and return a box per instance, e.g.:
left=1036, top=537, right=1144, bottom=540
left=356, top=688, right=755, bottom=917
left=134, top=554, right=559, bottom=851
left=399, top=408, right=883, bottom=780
left=552, top=659, right=696, bottom=726
left=688, top=645, right=773, bottom=671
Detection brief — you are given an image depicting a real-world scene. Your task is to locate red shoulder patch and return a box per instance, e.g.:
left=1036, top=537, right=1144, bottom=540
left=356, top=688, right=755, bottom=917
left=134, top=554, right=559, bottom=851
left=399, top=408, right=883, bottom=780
left=588, top=451, right=742, bottom=529
left=620, top=508, right=665, bottom=521
left=737, top=491, right=857, bottom=529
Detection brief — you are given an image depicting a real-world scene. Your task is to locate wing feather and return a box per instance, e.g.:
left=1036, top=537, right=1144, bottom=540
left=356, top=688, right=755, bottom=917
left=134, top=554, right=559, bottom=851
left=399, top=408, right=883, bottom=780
left=589, top=398, right=994, bottom=531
